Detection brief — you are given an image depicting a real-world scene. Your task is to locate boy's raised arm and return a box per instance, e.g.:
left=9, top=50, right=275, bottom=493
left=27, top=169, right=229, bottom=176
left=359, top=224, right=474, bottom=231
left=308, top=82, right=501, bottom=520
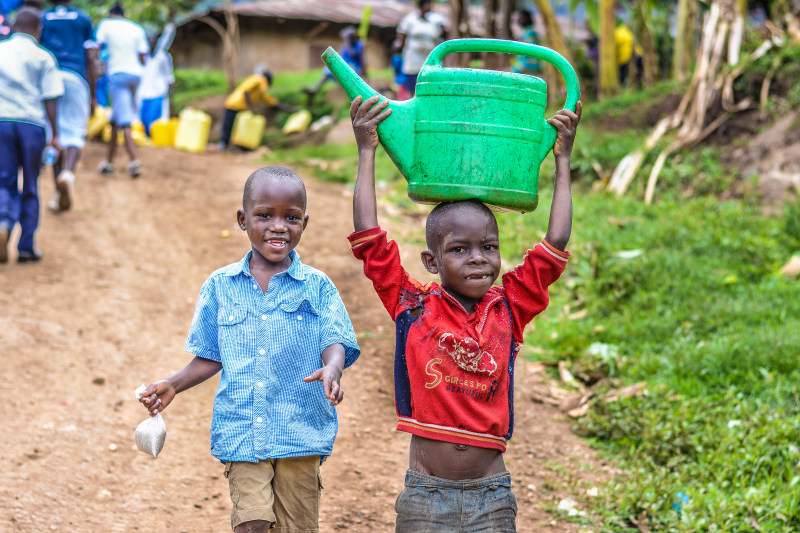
left=544, top=101, right=582, bottom=251
left=351, top=95, right=391, bottom=232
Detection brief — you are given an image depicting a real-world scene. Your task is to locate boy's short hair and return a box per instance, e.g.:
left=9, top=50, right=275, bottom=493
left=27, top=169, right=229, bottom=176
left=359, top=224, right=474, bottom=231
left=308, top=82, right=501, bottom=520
left=425, top=200, right=496, bottom=251
left=243, top=166, right=306, bottom=211
left=109, top=2, right=124, bottom=16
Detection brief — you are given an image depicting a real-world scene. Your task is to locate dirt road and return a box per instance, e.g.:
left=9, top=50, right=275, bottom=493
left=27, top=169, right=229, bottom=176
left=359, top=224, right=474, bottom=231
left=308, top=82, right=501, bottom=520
left=1, top=142, right=610, bottom=532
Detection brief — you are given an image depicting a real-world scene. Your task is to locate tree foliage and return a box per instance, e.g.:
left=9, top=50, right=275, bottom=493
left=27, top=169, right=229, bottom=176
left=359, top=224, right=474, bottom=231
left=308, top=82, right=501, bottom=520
left=70, top=0, right=206, bottom=26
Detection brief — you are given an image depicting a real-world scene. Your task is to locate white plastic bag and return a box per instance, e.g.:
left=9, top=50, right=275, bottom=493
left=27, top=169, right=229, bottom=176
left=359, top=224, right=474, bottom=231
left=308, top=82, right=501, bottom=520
left=134, top=384, right=167, bottom=458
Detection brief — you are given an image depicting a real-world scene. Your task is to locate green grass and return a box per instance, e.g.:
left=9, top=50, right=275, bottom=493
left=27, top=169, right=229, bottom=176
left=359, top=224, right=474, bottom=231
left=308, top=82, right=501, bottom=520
left=261, top=74, right=800, bottom=531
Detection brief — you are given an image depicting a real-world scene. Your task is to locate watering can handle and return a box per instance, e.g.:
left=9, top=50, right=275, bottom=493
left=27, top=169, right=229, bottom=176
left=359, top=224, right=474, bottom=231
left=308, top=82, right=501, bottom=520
left=424, top=39, right=580, bottom=112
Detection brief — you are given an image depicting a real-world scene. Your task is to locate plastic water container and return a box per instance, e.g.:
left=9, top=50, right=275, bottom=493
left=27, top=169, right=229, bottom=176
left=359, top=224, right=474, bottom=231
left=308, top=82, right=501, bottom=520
left=86, top=106, right=110, bottom=139
left=150, top=117, right=178, bottom=147
left=174, top=108, right=211, bottom=154
left=101, top=121, right=149, bottom=146
left=283, top=109, right=312, bottom=134
left=231, top=111, right=266, bottom=150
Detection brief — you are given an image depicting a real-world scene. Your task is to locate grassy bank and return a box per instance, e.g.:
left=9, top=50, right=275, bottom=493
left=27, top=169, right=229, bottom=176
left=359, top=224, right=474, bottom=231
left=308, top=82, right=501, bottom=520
left=257, top=81, right=800, bottom=531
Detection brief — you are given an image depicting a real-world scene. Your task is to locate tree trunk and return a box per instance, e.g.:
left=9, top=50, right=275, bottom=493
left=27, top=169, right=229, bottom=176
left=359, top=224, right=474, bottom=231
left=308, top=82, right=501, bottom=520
left=533, top=0, right=574, bottom=103
left=197, top=0, right=240, bottom=91
left=483, top=0, right=498, bottom=69
left=448, top=0, right=470, bottom=66
left=598, top=0, right=618, bottom=97
left=631, top=2, right=658, bottom=86
left=673, top=0, right=697, bottom=81
left=498, top=0, right=514, bottom=67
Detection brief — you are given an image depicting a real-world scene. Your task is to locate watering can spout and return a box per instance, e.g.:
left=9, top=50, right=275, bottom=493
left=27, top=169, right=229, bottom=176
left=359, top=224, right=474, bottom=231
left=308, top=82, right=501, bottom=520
left=322, top=47, right=379, bottom=103
left=322, top=47, right=414, bottom=176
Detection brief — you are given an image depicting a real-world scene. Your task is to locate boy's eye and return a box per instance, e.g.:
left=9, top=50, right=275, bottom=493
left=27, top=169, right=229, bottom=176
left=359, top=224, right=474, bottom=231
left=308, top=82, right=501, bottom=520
left=451, top=246, right=466, bottom=253
left=484, top=244, right=498, bottom=251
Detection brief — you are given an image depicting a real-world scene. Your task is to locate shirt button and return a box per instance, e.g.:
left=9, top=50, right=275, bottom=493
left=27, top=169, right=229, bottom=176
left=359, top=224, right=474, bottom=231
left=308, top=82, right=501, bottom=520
left=253, top=284, right=258, bottom=290
left=259, top=349, right=265, bottom=355
left=258, top=382, right=263, bottom=387
left=261, top=315, right=267, bottom=320
left=256, top=417, right=263, bottom=423
left=297, top=315, right=303, bottom=321
left=228, top=316, right=234, bottom=321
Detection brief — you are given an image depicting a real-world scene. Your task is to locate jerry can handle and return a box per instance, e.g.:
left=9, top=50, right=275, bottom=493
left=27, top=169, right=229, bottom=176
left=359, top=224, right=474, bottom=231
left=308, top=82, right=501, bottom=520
left=424, top=38, right=580, bottom=112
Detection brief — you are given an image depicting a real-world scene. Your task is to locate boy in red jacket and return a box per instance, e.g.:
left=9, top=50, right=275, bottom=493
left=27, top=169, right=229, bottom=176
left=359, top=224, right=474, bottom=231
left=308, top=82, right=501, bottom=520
left=347, top=95, right=581, bottom=532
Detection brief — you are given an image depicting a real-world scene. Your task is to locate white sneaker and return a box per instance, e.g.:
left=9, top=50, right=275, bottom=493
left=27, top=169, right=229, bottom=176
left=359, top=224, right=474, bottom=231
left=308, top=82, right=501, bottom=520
left=56, top=169, right=75, bottom=211
left=47, top=190, right=61, bottom=212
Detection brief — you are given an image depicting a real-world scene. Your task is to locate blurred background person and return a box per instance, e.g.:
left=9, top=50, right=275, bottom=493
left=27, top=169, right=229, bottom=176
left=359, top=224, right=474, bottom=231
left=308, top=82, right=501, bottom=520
left=395, top=0, right=446, bottom=97
left=94, top=2, right=148, bottom=178
left=39, top=0, right=96, bottom=212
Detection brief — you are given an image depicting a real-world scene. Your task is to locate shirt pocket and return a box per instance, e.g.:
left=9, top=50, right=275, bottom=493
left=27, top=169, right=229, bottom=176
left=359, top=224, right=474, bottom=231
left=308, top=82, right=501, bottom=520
left=217, top=306, right=248, bottom=352
left=278, top=298, right=321, bottom=350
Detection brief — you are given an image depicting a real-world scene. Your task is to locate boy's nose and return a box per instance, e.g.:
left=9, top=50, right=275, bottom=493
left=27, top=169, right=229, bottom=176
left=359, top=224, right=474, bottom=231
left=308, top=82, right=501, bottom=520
left=468, top=249, right=487, bottom=263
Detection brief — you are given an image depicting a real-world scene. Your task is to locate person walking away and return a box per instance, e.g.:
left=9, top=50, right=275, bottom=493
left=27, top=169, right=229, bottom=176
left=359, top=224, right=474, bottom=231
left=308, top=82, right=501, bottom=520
left=94, top=2, right=148, bottom=178
left=218, top=68, right=279, bottom=151
left=39, top=0, right=97, bottom=212
left=304, top=26, right=365, bottom=102
left=139, top=166, right=361, bottom=533
left=512, top=10, right=542, bottom=77
left=0, top=8, right=63, bottom=263
left=395, top=0, right=446, bottom=97
left=136, top=23, right=174, bottom=136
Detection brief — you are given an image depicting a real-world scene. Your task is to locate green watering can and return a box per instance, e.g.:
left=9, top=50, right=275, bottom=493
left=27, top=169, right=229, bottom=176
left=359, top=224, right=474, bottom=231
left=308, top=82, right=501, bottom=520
left=322, top=38, right=580, bottom=212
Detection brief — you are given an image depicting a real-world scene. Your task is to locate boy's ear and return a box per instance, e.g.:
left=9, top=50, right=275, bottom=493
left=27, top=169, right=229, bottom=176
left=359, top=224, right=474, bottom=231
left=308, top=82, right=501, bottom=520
left=302, top=213, right=309, bottom=231
left=237, top=209, right=246, bottom=230
left=420, top=250, right=439, bottom=274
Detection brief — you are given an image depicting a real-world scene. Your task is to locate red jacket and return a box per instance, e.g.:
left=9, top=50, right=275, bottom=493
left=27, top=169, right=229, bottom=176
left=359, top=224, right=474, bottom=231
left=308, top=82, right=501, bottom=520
left=349, top=227, right=569, bottom=451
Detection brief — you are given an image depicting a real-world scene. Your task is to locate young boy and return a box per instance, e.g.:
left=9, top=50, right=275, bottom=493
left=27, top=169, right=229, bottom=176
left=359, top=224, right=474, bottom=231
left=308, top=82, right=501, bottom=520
left=347, top=95, right=581, bottom=532
left=0, top=7, right=63, bottom=263
left=139, top=166, right=360, bottom=533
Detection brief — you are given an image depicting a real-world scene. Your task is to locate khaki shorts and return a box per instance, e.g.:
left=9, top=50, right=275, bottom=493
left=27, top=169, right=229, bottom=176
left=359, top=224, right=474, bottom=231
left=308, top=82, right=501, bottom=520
left=224, top=456, right=322, bottom=532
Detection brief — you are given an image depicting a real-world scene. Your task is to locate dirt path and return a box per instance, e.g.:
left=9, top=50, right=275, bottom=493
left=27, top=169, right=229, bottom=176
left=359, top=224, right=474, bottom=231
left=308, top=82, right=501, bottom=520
left=1, top=142, right=612, bottom=532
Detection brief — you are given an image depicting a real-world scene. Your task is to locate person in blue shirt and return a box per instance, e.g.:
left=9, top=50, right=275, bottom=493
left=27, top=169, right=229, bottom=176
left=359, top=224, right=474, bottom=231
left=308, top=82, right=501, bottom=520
left=138, top=165, right=360, bottom=533
left=39, top=0, right=97, bottom=213
left=304, top=25, right=364, bottom=101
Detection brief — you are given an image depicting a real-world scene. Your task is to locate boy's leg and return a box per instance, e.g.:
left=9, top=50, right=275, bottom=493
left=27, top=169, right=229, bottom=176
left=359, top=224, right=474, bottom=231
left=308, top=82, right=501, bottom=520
left=17, top=122, right=46, bottom=256
left=0, top=121, right=21, bottom=263
left=272, top=455, right=321, bottom=532
left=224, top=460, right=277, bottom=532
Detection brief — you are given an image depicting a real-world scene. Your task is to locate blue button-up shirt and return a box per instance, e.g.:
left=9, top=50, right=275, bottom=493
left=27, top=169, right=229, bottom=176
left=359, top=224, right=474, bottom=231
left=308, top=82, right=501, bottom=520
left=186, top=250, right=360, bottom=462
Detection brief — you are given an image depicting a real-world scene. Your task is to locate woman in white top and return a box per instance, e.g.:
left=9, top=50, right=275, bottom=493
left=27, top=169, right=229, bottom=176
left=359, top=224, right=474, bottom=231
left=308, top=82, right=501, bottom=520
left=395, top=0, right=447, bottom=97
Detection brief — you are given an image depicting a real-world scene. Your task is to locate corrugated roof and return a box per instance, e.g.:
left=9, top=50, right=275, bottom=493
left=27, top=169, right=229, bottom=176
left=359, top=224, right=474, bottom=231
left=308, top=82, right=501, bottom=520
left=214, top=0, right=416, bottom=28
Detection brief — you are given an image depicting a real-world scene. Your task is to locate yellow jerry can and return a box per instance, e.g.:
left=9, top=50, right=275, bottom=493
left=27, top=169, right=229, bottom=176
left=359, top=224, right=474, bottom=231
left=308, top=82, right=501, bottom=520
left=231, top=111, right=266, bottom=150
left=150, top=117, right=178, bottom=147
left=283, top=109, right=312, bottom=134
left=174, top=108, right=211, bottom=154
left=86, top=106, right=110, bottom=139
left=101, top=121, right=150, bottom=146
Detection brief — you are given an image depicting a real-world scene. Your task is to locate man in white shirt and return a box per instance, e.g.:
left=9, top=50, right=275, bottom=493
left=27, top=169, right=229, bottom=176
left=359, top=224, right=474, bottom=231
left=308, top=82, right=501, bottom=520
left=0, top=7, right=63, bottom=263
left=94, top=2, right=148, bottom=178
left=396, top=0, right=447, bottom=96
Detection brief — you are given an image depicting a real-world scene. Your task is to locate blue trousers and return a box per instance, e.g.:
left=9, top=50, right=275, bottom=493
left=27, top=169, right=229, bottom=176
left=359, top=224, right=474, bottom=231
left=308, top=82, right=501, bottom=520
left=0, top=120, right=45, bottom=253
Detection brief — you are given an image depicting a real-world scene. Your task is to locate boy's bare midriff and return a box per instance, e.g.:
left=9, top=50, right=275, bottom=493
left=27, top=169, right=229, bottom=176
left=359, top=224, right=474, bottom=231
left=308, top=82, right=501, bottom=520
left=409, top=435, right=506, bottom=480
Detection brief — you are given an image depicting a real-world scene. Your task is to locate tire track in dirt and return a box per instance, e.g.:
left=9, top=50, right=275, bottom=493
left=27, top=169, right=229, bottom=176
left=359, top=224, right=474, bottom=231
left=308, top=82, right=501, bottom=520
left=1, top=142, right=612, bottom=532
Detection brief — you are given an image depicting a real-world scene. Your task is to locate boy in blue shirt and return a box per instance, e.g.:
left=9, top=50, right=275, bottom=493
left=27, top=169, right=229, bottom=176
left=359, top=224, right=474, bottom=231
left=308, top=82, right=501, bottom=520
left=139, top=165, right=360, bottom=533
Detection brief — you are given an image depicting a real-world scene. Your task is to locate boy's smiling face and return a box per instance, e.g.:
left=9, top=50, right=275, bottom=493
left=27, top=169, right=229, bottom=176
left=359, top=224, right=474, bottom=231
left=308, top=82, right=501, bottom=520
left=421, top=203, right=501, bottom=311
left=237, top=177, right=309, bottom=270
